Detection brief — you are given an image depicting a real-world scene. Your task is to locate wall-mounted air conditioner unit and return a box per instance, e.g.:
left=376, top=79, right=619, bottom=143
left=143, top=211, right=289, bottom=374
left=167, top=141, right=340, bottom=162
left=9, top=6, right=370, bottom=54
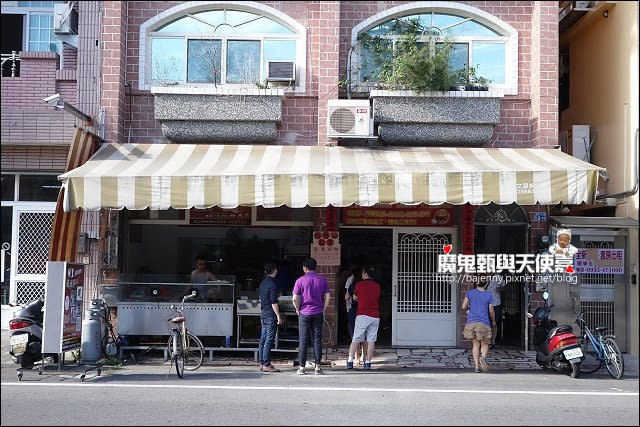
left=560, top=124, right=590, bottom=162
left=267, top=61, right=295, bottom=82
left=327, top=99, right=372, bottom=139
left=53, top=3, right=78, bottom=35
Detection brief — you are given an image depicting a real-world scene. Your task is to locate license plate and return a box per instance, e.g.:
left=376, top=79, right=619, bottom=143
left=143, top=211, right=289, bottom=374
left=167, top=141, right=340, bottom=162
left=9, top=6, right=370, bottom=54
left=11, top=343, right=27, bottom=355
left=10, top=334, right=29, bottom=346
left=563, top=347, right=583, bottom=359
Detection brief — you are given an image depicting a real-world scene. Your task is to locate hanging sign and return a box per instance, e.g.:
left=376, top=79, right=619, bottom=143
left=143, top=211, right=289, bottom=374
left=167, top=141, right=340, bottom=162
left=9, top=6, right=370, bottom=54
left=311, top=231, right=341, bottom=266
left=342, top=205, right=453, bottom=227
left=574, top=248, right=624, bottom=274
left=189, top=207, right=252, bottom=225
left=462, top=204, right=475, bottom=255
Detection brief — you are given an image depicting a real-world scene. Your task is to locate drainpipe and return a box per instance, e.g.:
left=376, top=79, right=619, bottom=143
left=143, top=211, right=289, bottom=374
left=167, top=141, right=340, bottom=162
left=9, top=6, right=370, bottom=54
left=596, top=128, right=639, bottom=201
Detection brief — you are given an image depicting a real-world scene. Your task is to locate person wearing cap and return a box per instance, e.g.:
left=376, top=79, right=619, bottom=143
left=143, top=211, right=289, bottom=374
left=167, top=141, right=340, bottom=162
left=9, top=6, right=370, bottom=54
left=548, top=228, right=578, bottom=257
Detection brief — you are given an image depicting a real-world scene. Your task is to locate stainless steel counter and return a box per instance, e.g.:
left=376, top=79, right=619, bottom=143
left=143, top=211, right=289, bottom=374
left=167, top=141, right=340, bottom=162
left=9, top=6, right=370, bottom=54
left=117, top=302, right=233, bottom=336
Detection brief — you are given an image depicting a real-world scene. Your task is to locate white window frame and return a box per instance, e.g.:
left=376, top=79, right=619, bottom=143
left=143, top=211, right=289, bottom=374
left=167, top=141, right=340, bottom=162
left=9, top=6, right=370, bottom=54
left=139, top=1, right=307, bottom=93
left=1, top=1, right=65, bottom=67
left=350, top=1, right=518, bottom=95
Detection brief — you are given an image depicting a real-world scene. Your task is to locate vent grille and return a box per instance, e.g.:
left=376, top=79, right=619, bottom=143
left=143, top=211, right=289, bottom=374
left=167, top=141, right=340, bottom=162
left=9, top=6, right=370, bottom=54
left=329, top=108, right=356, bottom=134
left=267, top=61, right=295, bottom=81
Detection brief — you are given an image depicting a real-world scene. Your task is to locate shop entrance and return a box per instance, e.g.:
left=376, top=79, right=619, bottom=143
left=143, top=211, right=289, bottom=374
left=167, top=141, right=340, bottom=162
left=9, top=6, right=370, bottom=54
left=338, top=228, right=392, bottom=346
left=474, top=203, right=529, bottom=349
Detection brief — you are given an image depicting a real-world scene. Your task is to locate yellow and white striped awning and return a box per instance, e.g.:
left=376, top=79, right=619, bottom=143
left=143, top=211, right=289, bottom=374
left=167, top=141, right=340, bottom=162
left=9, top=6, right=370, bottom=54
left=59, top=143, right=604, bottom=211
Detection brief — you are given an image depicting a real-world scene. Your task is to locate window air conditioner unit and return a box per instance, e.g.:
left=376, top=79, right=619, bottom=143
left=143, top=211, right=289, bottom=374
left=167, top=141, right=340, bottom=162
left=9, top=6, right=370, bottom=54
left=53, top=3, right=78, bottom=35
left=327, top=99, right=372, bottom=139
left=559, top=124, right=590, bottom=162
left=267, top=61, right=296, bottom=82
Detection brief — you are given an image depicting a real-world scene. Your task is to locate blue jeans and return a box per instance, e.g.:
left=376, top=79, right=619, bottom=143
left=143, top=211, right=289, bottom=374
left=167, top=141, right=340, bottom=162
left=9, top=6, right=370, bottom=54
left=298, top=312, right=323, bottom=367
left=259, top=316, right=277, bottom=366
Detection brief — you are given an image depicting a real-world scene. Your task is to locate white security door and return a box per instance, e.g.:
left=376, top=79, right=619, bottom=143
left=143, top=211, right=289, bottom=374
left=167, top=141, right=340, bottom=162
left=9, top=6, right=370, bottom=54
left=9, top=203, right=56, bottom=305
left=392, top=228, right=457, bottom=346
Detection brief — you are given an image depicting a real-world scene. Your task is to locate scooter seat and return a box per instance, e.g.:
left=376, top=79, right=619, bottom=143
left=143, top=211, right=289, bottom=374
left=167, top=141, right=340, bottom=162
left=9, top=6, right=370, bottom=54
left=547, top=325, right=573, bottom=340
left=595, top=325, right=608, bottom=333
left=170, top=316, right=185, bottom=324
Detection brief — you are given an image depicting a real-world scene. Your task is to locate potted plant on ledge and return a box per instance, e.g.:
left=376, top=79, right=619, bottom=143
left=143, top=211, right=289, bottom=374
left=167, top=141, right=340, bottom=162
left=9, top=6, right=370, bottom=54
left=354, top=19, right=502, bottom=146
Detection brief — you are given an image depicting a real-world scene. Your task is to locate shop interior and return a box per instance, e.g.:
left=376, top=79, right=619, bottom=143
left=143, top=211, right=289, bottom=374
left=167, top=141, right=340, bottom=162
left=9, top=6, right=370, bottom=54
left=338, top=228, right=393, bottom=346
left=474, top=223, right=528, bottom=348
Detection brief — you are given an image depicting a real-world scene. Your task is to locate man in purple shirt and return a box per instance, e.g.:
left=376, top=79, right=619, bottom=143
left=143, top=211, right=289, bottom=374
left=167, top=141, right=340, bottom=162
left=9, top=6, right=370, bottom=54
left=292, top=257, right=330, bottom=375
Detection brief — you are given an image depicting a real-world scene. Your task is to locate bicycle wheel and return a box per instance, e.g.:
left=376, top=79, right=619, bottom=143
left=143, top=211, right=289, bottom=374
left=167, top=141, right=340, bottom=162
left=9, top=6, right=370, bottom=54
left=603, top=336, right=624, bottom=379
left=322, top=319, right=332, bottom=347
left=183, top=331, right=205, bottom=371
left=170, top=331, right=184, bottom=378
left=579, top=335, right=602, bottom=373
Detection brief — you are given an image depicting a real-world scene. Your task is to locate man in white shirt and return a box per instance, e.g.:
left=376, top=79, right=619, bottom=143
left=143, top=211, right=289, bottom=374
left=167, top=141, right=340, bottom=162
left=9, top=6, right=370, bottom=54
left=485, top=273, right=505, bottom=347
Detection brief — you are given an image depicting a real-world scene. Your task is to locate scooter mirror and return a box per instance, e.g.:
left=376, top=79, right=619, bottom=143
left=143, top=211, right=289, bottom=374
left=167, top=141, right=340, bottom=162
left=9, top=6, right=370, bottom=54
left=542, top=291, right=549, bottom=300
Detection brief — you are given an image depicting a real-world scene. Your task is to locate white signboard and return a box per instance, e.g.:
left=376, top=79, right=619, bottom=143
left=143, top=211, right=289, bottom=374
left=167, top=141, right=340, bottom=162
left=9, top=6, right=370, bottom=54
left=42, top=261, right=84, bottom=354
left=574, top=248, right=624, bottom=274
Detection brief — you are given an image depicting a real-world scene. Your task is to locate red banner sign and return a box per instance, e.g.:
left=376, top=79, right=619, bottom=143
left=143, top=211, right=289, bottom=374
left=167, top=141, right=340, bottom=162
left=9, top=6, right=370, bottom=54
left=311, top=231, right=341, bottom=266
left=189, top=207, right=252, bottom=225
left=63, top=263, right=84, bottom=351
left=462, top=204, right=475, bottom=255
left=342, top=205, right=453, bottom=227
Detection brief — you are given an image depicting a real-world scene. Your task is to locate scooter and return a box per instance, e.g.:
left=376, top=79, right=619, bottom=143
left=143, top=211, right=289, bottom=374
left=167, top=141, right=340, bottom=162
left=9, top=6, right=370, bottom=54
left=8, top=299, right=57, bottom=369
left=527, top=291, right=583, bottom=378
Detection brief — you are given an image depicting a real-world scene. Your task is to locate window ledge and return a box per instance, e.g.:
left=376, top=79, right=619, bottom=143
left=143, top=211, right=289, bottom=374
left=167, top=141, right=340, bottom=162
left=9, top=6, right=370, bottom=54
left=150, top=85, right=287, bottom=97
left=370, top=89, right=506, bottom=98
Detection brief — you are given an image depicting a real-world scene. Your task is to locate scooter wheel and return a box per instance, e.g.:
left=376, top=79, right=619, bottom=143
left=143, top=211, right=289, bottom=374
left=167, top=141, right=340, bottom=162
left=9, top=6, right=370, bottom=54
left=570, top=362, right=581, bottom=378
left=17, top=371, right=23, bottom=381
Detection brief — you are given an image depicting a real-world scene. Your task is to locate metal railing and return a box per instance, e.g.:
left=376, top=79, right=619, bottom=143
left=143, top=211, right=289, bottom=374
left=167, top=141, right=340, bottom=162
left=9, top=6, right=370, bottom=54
left=1, top=51, right=20, bottom=77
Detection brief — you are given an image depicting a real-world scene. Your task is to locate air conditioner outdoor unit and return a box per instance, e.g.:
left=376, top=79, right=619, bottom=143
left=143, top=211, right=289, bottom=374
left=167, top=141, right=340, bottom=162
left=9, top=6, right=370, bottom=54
left=53, top=3, right=78, bottom=35
left=267, top=61, right=295, bottom=82
left=327, top=99, right=372, bottom=139
left=559, top=124, right=590, bottom=162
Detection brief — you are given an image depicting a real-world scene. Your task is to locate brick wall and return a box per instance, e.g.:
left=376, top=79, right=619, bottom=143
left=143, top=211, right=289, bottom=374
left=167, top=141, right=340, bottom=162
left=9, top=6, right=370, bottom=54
left=102, top=1, right=557, bottom=148
left=62, top=43, right=78, bottom=70
left=101, top=1, right=129, bottom=144
left=1, top=52, right=58, bottom=108
left=0, top=146, right=69, bottom=172
left=530, top=1, right=559, bottom=148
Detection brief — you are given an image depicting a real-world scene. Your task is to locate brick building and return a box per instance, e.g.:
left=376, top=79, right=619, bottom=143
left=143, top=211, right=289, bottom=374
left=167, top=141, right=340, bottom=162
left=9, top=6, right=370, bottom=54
left=6, top=1, right=626, bottom=355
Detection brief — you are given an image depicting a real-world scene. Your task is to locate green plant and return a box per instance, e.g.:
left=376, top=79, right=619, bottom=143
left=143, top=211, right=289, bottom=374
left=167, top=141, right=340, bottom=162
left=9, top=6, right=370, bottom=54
left=71, top=349, right=81, bottom=363
left=455, top=65, right=492, bottom=89
left=105, top=356, right=122, bottom=366
left=357, top=18, right=456, bottom=92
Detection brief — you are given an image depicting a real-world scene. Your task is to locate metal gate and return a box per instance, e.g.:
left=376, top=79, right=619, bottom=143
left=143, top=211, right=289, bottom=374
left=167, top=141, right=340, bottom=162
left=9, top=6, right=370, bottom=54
left=9, top=204, right=55, bottom=305
left=392, top=228, right=457, bottom=346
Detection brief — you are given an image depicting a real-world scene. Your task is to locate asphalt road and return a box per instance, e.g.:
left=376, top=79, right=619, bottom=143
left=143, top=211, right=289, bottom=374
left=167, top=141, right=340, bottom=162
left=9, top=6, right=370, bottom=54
left=1, top=365, right=638, bottom=426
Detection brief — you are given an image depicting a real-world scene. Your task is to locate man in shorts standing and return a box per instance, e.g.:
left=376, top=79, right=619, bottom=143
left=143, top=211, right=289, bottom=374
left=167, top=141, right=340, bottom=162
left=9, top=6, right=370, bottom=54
left=346, top=266, right=381, bottom=371
left=462, top=278, right=496, bottom=373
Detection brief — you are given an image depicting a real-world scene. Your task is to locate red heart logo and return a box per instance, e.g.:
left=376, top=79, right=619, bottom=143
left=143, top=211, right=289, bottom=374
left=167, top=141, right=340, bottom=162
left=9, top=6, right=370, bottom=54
left=565, top=265, right=575, bottom=274
left=443, top=244, right=452, bottom=254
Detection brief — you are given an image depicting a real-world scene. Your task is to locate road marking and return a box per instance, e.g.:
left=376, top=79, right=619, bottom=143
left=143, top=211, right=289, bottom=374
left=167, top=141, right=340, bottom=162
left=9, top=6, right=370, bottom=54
left=2, top=382, right=638, bottom=396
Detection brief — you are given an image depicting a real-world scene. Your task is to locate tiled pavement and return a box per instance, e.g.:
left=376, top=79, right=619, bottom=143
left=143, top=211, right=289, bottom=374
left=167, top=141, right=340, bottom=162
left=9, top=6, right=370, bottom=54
left=320, top=347, right=542, bottom=371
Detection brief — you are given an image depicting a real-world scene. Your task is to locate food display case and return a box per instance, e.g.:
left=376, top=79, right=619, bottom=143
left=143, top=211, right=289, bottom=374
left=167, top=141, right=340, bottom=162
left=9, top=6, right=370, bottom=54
left=117, top=274, right=234, bottom=336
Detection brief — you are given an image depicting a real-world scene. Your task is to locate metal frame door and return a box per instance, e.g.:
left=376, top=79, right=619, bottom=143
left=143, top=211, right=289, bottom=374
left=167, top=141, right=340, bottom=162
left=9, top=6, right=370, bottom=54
left=392, top=227, right=457, bottom=346
left=9, top=203, right=56, bottom=305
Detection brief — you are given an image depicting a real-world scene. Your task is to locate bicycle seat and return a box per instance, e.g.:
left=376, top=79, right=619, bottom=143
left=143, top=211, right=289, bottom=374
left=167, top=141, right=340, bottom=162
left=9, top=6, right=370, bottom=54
left=170, top=316, right=185, bottom=324
left=595, top=325, right=608, bottom=332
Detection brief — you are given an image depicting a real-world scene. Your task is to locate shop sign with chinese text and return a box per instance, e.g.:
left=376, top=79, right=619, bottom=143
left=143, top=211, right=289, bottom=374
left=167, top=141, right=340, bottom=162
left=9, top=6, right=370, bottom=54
left=311, top=231, right=341, bottom=266
left=574, top=248, right=624, bottom=274
left=189, top=207, right=252, bottom=225
left=342, top=206, right=453, bottom=227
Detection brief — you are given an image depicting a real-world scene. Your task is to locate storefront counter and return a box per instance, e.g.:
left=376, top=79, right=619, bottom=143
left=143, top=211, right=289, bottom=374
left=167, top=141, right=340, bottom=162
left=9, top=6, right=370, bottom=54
left=116, top=275, right=234, bottom=337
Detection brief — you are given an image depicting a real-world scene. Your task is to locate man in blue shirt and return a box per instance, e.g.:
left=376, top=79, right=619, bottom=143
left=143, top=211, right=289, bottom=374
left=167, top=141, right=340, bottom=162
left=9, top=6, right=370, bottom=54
left=259, top=262, right=283, bottom=372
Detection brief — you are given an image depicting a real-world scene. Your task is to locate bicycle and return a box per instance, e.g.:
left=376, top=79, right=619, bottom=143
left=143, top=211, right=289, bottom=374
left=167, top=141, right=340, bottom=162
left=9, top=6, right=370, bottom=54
left=322, top=317, right=334, bottom=348
left=576, top=309, right=624, bottom=379
left=167, top=292, right=205, bottom=378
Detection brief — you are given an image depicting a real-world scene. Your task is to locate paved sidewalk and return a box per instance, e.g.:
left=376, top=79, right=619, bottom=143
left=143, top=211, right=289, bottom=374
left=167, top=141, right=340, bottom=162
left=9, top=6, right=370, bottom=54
left=3, top=329, right=638, bottom=375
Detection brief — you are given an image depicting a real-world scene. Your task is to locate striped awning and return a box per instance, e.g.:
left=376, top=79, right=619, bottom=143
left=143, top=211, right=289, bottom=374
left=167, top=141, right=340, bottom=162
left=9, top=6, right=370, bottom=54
left=59, top=143, right=604, bottom=211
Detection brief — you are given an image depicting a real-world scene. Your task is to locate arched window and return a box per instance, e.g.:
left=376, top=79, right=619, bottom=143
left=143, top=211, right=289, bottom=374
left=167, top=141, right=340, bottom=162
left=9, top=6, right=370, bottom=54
left=351, top=3, right=518, bottom=94
left=139, top=2, right=306, bottom=91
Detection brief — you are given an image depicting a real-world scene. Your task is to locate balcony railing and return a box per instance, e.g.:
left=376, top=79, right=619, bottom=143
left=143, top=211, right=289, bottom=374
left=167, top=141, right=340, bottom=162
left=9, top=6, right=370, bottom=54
left=1, top=51, right=20, bottom=77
